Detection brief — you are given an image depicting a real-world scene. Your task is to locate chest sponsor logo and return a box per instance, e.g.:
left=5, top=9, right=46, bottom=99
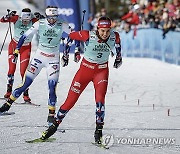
left=93, top=44, right=110, bottom=52
left=43, top=29, right=58, bottom=37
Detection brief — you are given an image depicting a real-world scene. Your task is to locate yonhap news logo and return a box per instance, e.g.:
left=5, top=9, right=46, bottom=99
left=102, top=134, right=114, bottom=148
left=101, top=134, right=176, bottom=148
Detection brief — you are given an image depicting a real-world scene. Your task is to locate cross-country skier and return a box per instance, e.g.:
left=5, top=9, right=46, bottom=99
left=0, top=6, right=72, bottom=126
left=40, top=16, right=122, bottom=144
left=0, top=8, right=38, bottom=101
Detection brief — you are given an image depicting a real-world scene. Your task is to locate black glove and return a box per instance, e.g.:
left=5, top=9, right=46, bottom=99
left=113, top=56, right=122, bottom=68
left=61, top=54, right=69, bottom=67
left=34, top=12, right=45, bottom=19
left=74, top=47, right=81, bottom=63
left=4, top=10, right=16, bottom=19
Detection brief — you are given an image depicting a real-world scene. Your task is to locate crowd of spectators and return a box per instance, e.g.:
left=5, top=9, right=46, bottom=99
left=89, top=0, right=179, bottom=38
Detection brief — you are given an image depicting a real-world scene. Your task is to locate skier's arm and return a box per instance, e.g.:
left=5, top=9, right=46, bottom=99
left=69, top=30, right=89, bottom=63
left=61, top=22, right=73, bottom=55
left=113, top=32, right=122, bottom=68
left=62, top=22, right=72, bottom=35
left=61, top=22, right=72, bottom=67
left=32, top=17, right=38, bottom=23
left=69, top=30, right=89, bottom=42
left=114, top=32, right=121, bottom=56
left=0, top=15, right=18, bottom=23
left=16, top=21, right=39, bottom=50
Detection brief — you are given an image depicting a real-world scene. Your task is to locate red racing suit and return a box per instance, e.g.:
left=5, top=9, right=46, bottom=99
left=57, top=30, right=121, bottom=124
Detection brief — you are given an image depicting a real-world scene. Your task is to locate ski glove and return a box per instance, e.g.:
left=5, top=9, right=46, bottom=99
left=34, top=12, right=45, bottom=19
left=113, top=56, right=122, bottom=68
left=5, top=11, right=16, bottom=19
left=74, top=47, right=81, bottom=63
left=61, top=54, right=69, bottom=67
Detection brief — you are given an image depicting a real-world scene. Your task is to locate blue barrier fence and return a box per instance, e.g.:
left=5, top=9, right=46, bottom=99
left=120, top=28, right=180, bottom=65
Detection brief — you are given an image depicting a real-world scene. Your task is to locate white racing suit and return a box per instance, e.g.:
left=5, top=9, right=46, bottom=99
left=11, top=18, right=71, bottom=111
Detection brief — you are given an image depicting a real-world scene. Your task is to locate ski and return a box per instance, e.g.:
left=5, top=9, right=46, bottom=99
left=25, top=137, right=56, bottom=143
left=0, top=97, right=7, bottom=100
left=0, top=111, right=15, bottom=116
left=91, top=142, right=109, bottom=149
left=0, top=98, right=40, bottom=106
left=14, top=101, right=40, bottom=106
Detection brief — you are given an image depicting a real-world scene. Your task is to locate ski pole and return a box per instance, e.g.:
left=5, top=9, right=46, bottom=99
left=6, top=9, right=17, bottom=63
left=0, top=26, right=10, bottom=55
left=79, top=10, right=86, bottom=53
left=81, top=10, right=86, bottom=30
left=0, top=10, right=17, bottom=55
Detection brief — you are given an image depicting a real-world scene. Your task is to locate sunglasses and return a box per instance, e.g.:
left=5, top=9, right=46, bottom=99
left=46, top=15, right=58, bottom=20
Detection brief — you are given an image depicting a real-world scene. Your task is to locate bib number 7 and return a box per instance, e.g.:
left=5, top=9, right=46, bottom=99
left=47, top=38, right=53, bottom=44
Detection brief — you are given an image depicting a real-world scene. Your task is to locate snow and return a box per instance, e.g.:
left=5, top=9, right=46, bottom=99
left=0, top=1, right=180, bottom=154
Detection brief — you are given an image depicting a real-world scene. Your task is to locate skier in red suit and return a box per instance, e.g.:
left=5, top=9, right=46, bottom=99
left=41, top=16, right=123, bottom=145
left=0, top=8, right=38, bottom=101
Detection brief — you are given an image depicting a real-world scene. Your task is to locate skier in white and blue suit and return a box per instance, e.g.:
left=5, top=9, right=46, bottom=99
left=0, top=6, right=72, bottom=126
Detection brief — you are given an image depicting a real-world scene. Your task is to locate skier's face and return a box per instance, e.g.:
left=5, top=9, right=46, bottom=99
left=22, top=19, right=30, bottom=25
left=47, top=16, right=58, bottom=24
left=97, top=28, right=111, bottom=40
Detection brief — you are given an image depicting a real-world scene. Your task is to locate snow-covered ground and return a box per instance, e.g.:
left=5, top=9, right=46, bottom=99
left=0, top=1, right=180, bottom=154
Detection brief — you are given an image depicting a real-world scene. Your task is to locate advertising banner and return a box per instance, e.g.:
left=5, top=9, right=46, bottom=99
left=120, top=29, right=180, bottom=65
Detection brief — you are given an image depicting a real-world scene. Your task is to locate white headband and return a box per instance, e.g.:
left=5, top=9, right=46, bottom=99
left=45, top=8, right=58, bottom=16
left=21, top=12, right=32, bottom=20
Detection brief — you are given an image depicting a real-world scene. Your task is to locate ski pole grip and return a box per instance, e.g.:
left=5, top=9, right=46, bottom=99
left=12, top=53, right=18, bottom=63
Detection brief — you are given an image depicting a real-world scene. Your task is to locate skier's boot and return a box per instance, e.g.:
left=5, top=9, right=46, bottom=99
left=4, top=84, right=12, bottom=99
left=0, top=98, right=14, bottom=113
left=23, top=89, right=31, bottom=102
left=47, top=109, right=55, bottom=126
left=94, top=123, right=103, bottom=144
left=41, top=118, right=60, bottom=140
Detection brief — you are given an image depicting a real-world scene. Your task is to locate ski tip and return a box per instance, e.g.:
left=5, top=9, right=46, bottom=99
left=0, top=97, right=6, bottom=100
left=14, top=101, right=40, bottom=106
left=0, top=112, right=15, bottom=116
left=24, top=101, right=41, bottom=106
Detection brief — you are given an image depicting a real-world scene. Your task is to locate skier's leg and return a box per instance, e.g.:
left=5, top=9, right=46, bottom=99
left=57, top=68, right=91, bottom=121
left=19, top=45, right=32, bottom=102
left=93, top=67, right=109, bottom=144
left=46, top=55, right=60, bottom=125
left=47, top=79, right=59, bottom=125
left=4, top=41, right=16, bottom=98
left=4, top=74, right=14, bottom=98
